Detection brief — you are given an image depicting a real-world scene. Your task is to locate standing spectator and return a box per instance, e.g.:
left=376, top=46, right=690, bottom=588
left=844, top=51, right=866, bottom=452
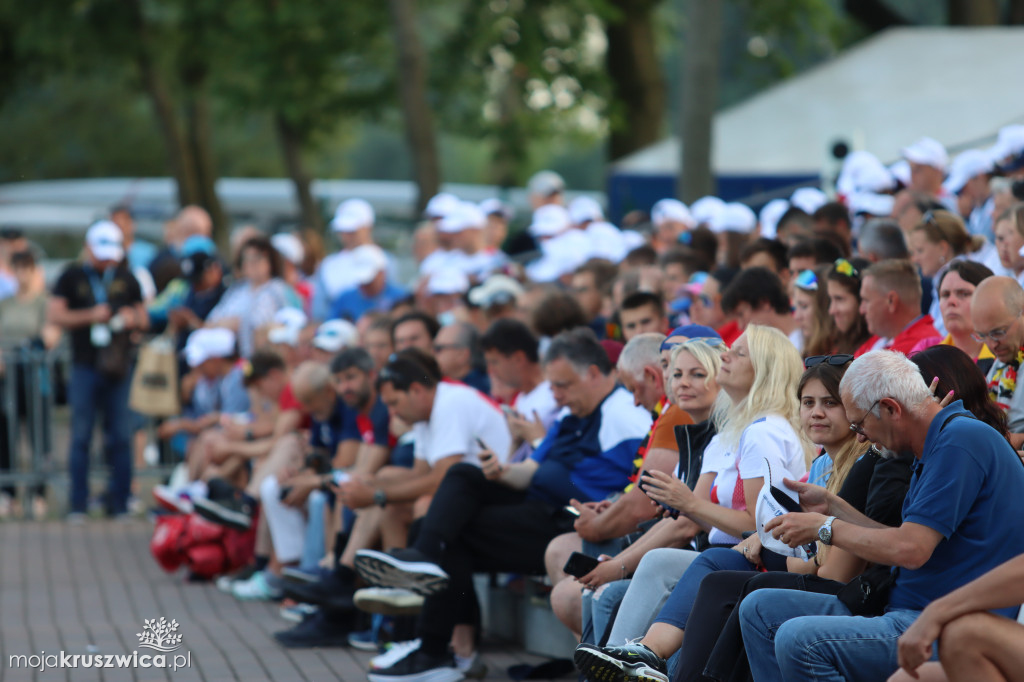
left=49, top=221, right=147, bottom=520
left=0, top=228, right=25, bottom=301
left=206, top=236, right=298, bottom=358
left=110, top=204, right=157, bottom=299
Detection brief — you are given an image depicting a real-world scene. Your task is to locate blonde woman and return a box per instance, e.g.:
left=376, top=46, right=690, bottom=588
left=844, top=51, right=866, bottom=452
left=575, top=326, right=810, bottom=678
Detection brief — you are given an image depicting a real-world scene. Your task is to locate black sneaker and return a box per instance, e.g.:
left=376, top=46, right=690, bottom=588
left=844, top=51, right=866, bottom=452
left=367, top=648, right=463, bottom=682
left=273, top=610, right=353, bottom=648
left=354, top=548, right=450, bottom=596
left=281, top=567, right=356, bottom=611
left=574, top=641, right=668, bottom=682
left=193, top=488, right=256, bottom=531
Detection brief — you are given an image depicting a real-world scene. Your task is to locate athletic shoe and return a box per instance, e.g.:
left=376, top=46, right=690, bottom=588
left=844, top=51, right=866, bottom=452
left=280, top=603, right=319, bottom=623
left=371, top=639, right=422, bottom=670
left=354, top=548, right=449, bottom=596
left=232, top=571, right=283, bottom=601
left=282, top=566, right=327, bottom=584
left=574, top=641, right=668, bottom=682
left=281, top=567, right=356, bottom=611
left=355, top=587, right=426, bottom=616
left=193, top=489, right=256, bottom=531
left=152, top=485, right=193, bottom=514
left=274, top=610, right=353, bottom=649
left=348, top=629, right=382, bottom=652
left=367, top=648, right=463, bottom=682
left=216, top=564, right=258, bottom=594
left=455, top=652, right=487, bottom=680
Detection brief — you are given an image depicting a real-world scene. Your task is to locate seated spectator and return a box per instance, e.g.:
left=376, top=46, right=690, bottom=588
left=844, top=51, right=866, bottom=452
left=530, top=290, right=588, bottom=347
left=392, top=311, right=439, bottom=355
left=432, top=321, right=490, bottom=395
left=792, top=266, right=837, bottom=358
left=361, top=314, right=395, bottom=370
left=787, top=237, right=845, bottom=274
left=206, top=236, right=299, bottom=358
left=854, top=259, right=938, bottom=356
left=620, top=291, right=668, bottom=342
left=313, top=198, right=378, bottom=320
left=467, top=274, right=524, bottom=327
left=740, top=349, right=1024, bottom=682
left=740, top=238, right=790, bottom=285
left=826, top=258, right=873, bottom=354
left=812, top=202, right=854, bottom=254
left=857, top=218, right=909, bottom=263
left=330, top=244, right=408, bottom=322
left=993, top=204, right=1024, bottom=288
left=271, top=232, right=313, bottom=315
left=572, top=260, right=620, bottom=340
left=658, top=248, right=710, bottom=314
left=147, top=236, right=226, bottom=353
left=355, top=328, right=652, bottom=681
left=721, top=267, right=801, bottom=348
left=972, top=276, right=1024, bottom=444
left=688, top=266, right=741, bottom=345
left=309, top=318, right=359, bottom=364
left=910, top=260, right=994, bottom=371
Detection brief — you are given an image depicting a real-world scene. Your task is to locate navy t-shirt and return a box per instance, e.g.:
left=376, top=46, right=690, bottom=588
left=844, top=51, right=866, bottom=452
left=889, top=401, right=1024, bottom=617
left=309, top=397, right=350, bottom=456
left=340, top=396, right=391, bottom=448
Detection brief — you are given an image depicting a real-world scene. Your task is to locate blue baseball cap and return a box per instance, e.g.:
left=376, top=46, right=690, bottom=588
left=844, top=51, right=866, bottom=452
left=181, top=235, right=217, bottom=258
left=660, top=324, right=722, bottom=352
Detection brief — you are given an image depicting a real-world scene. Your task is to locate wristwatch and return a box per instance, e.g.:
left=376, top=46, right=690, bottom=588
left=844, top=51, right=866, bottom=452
left=373, top=489, right=388, bottom=507
left=818, top=516, right=837, bottom=545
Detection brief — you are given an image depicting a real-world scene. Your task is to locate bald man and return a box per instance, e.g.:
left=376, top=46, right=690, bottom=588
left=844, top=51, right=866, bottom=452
left=972, top=276, right=1024, bottom=443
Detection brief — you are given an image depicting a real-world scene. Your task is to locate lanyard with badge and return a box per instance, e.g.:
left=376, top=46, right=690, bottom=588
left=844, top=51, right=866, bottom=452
left=86, top=265, right=116, bottom=348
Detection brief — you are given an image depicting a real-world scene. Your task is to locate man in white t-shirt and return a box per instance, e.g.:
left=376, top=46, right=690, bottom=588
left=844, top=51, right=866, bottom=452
left=480, top=318, right=558, bottom=462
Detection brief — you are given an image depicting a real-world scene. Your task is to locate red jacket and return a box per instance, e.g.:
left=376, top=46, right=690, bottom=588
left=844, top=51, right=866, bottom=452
left=854, top=315, right=939, bottom=357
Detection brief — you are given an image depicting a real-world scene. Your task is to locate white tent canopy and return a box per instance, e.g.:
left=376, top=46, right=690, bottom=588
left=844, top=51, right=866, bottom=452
left=614, top=27, right=1024, bottom=176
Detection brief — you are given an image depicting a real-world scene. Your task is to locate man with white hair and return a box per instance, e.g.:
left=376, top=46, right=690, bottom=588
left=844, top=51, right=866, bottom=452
left=741, top=349, right=1024, bottom=682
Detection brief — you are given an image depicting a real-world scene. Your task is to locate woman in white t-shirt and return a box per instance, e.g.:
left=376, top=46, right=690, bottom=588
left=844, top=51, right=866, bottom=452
left=580, top=324, right=811, bottom=654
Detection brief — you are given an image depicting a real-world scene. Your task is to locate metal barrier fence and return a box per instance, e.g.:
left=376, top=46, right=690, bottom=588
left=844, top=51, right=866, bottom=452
left=0, top=342, right=178, bottom=516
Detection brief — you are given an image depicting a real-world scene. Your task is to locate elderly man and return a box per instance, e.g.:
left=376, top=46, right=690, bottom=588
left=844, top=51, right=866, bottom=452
left=971, top=276, right=1024, bottom=442
left=356, top=328, right=651, bottom=682
left=49, top=221, right=148, bottom=520
left=739, top=350, right=1024, bottom=682
left=855, top=259, right=938, bottom=356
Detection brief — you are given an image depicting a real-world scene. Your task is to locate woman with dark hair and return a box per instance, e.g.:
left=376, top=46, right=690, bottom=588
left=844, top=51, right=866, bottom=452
left=792, top=266, right=836, bottom=358
left=909, top=260, right=995, bottom=374
left=207, top=236, right=300, bottom=357
left=910, top=344, right=1010, bottom=444
left=826, top=258, right=872, bottom=355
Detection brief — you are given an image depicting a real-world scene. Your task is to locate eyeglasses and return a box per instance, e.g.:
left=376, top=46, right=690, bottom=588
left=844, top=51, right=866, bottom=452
left=804, top=354, right=854, bottom=369
left=972, top=320, right=1017, bottom=343
left=833, top=258, right=859, bottom=278
left=433, top=343, right=463, bottom=353
left=794, top=269, right=818, bottom=291
left=849, top=398, right=881, bottom=437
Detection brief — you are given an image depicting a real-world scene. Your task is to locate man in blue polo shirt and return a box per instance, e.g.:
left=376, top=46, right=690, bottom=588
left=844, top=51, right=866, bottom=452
left=354, top=328, right=652, bottom=682
left=739, top=350, right=1024, bottom=682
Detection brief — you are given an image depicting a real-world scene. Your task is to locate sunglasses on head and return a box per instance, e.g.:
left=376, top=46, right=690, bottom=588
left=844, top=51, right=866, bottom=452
left=832, top=258, right=859, bottom=278
left=794, top=269, right=818, bottom=291
left=804, top=354, right=854, bottom=369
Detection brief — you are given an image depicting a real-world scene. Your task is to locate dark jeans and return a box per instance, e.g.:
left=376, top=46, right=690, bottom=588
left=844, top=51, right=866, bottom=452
left=414, top=463, right=573, bottom=654
left=68, top=364, right=132, bottom=514
left=674, top=570, right=843, bottom=682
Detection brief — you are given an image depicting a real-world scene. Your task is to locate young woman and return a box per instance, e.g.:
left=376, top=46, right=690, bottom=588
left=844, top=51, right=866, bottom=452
left=792, top=267, right=836, bottom=358
left=575, top=325, right=811, bottom=675
left=908, top=210, right=986, bottom=336
left=909, top=260, right=995, bottom=374
left=826, top=258, right=872, bottom=354
left=576, top=357, right=868, bottom=682
left=994, top=204, right=1024, bottom=289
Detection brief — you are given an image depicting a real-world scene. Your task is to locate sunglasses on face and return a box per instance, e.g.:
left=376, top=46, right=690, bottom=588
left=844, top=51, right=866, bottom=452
left=804, top=354, right=854, bottom=369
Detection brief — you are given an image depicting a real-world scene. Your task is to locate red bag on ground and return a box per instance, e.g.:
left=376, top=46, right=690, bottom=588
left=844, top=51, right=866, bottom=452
left=150, top=509, right=258, bottom=579
left=150, top=514, right=188, bottom=572
left=185, top=542, right=228, bottom=578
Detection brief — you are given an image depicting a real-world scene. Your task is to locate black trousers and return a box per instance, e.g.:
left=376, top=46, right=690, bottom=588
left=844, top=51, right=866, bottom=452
left=674, top=571, right=843, bottom=682
left=415, top=463, right=573, bottom=653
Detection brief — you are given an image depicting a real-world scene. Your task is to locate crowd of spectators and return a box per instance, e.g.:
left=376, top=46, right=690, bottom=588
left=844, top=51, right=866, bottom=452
left=2, top=127, right=1024, bottom=682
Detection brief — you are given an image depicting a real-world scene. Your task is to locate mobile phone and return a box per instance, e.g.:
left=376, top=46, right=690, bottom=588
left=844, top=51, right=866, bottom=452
left=637, top=470, right=681, bottom=517
left=279, top=486, right=293, bottom=501
left=563, top=505, right=581, bottom=517
left=475, top=437, right=488, bottom=451
left=563, top=551, right=601, bottom=578
left=501, top=405, right=517, bottom=418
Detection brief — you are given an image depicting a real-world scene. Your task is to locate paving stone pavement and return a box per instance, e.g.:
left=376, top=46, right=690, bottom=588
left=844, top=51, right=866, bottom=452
left=0, top=521, right=551, bottom=682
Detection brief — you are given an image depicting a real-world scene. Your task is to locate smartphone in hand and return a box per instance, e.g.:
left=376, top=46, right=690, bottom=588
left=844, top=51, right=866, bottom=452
left=637, top=470, right=682, bottom=517
left=563, top=551, right=600, bottom=578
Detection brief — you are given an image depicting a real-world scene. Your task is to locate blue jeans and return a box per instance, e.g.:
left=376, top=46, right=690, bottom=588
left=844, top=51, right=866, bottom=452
left=300, top=490, right=328, bottom=571
left=581, top=579, right=631, bottom=645
left=68, top=364, right=132, bottom=514
left=739, top=588, right=922, bottom=682
left=655, top=547, right=757, bottom=629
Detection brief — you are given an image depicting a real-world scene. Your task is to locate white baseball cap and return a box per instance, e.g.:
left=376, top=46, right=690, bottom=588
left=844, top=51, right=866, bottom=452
left=709, top=202, right=757, bottom=234
left=468, top=274, right=524, bottom=308
left=330, top=198, right=375, bottom=233
left=889, top=160, right=911, bottom=187
left=526, top=230, right=590, bottom=282
left=943, top=149, right=995, bottom=195
left=651, top=198, right=694, bottom=228
left=312, top=319, right=358, bottom=353
left=270, top=233, right=304, bottom=265
left=527, top=170, right=565, bottom=198
left=847, top=191, right=895, bottom=217
left=757, top=199, right=790, bottom=240
left=439, top=202, right=486, bottom=234
left=529, top=204, right=571, bottom=238
left=689, top=196, right=726, bottom=226
left=478, top=198, right=514, bottom=221
left=585, top=221, right=627, bottom=263
left=349, top=244, right=389, bottom=285
left=85, top=220, right=124, bottom=262
left=992, top=125, right=1024, bottom=162
left=836, top=151, right=895, bottom=195
left=424, top=193, right=461, bottom=220
left=268, top=308, right=308, bottom=347
left=901, top=137, right=949, bottom=172
left=184, top=328, right=236, bottom=368
left=568, top=196, right=604, bottom=226
left=789, top=187, right=828, bottom=215
left=427, top=269, right=470, bottom=296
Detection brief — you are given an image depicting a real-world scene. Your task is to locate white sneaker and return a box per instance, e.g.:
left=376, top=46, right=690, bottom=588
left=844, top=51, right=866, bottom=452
left=355, top=586, right=425, bottom=615
left=152, top=485, right=193, bottom=514
left=231, top=571, right=283, bottom=601
left=455, top=652, right=487, bottom=679
left=370, top=639, right=421, bottom=670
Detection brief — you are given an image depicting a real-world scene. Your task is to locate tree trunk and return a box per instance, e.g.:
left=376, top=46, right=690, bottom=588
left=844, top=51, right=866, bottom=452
left=605, top=0, right=665, bottom=161
left=127, top=0, right=200, bottom=207
left=678, top=0, right=722, bottom=202
left=842, top=0, right=910, bottom=32
left=1010, top=0, right=1024, bottom=23
left=948, top=0, right=999, bottom=24
left=183, top=78, right=228, bottom=247
left=275, top=114, right=323, bottom=233
left=389, top=0, right=440, bottom=213
left=491, top=63, right=528, bottom=187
